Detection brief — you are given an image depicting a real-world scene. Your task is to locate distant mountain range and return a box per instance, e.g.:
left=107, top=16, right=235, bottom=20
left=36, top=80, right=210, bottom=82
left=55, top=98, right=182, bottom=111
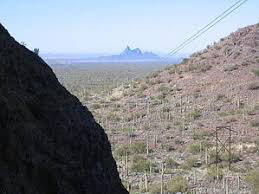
left=93, top=46, right=160, bottom=61
left=42, top=47, right=186, bottom=65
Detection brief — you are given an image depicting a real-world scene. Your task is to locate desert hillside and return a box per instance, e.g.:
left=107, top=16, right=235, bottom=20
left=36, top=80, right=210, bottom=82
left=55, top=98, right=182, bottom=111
left=85, top=23, right=259, bottom=193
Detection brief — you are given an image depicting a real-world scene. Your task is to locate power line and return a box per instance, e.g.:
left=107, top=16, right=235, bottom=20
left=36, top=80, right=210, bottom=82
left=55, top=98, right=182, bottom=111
left=165, top=0, right=248, bottom=58
left=170, top=0, right=248, bottom=56
left=167, top=0, right=244, bottom=56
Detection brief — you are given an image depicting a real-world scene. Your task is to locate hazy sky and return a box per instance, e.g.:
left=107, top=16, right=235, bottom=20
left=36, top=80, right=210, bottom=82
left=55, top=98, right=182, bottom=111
left=0, top=0, right=258, bottom=55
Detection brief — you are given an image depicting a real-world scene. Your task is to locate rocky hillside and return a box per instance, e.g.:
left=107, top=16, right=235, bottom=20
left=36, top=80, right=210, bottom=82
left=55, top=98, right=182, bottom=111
left=0, top=23, right=127, bottom=194
left=88, top=23, right=259, bottom=193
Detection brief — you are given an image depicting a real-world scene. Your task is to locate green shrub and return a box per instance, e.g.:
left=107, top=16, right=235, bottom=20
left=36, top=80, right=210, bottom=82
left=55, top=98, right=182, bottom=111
left=175, top=138, right=184, bottom=145
left=209, top=150, right=240, bottom=164
left=200, top=64, right=212, bottom=72
left=161, top=144, right=174, bottom=152
left=252, top=69, right=259, bottom=76
left=245, top=169, right=259, bottom=194
left=131, top=142, right=146, bottom=154
left=110, top=97, right=118, bottom=101
left=216, top=94, right=226, bottom=101
left=190, top=109, right=202, bottom=120
left=181, top=157, right=199, bottom=170
left=224, top=64, right=239, bottom=72
left=188, top=143, right=202, bottom=154
left=113, top=144, right=130, bottom=159
left=131, top=156, right=150, bottom=172
left=149, top=183, right=161, bottom=194
left=167, top=176, right=189, bottom=193
left=158, top=84, right=170, bottom=93
left=207, top=166, right=223, bottom=181
left=251, top=121, right=259, bottom=128
left=162, top=106, right=171, bottom=113
left=91, top=103, right=102, bottom=109
left=168, top=67, right=176, bottom=74
left=165, top=158, right=179, bottom=169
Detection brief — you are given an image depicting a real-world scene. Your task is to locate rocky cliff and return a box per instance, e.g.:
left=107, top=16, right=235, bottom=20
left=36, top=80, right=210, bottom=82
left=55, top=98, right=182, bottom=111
left=0, top=23, right=128, bottom=194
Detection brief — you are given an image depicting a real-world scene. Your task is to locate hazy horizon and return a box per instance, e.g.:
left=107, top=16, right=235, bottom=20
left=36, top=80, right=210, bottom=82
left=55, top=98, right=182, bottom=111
left=1, top=1, right=258, bottom=56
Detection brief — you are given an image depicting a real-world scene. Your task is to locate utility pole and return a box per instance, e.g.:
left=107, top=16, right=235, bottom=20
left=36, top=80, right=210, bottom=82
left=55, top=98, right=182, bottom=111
left=214, top=126, right=237, bottom=174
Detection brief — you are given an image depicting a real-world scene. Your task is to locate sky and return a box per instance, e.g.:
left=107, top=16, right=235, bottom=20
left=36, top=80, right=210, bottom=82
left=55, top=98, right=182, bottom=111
left=0, top=0, right=258, bottom=56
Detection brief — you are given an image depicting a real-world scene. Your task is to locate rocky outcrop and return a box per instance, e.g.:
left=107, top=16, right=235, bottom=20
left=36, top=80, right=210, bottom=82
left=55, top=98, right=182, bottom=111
left=0, top=23, right=128, bottom=194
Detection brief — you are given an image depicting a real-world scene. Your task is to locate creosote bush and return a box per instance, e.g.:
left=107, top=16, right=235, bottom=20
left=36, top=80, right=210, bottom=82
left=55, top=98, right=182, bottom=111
left=165, top=158, right=179, bottom=169
left=250, top=121, right=259, bottom=128
left=252, top=69, right=259, bottom=76
left=206, top=166, right=223, bottom=181
left=224, top=64, right=239, bottom=72
left=245, top=169, right=259, bottom=194
left=167, top=176, right=189, bottom=193
left=131, top=142, right=146, bottom=154
left=190, top=109, right=202, bottom=120
left=131, top=155, right=151, bottom=172
left=181, top=156, right=199, bottom=170
left=188, top=143, right=202, bottom=154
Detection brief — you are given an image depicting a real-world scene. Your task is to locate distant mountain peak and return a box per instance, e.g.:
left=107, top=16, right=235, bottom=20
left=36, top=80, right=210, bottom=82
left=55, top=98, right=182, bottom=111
left=119, top=46, right=157, bottom=59
left=90, top=46, right=160, bottom=61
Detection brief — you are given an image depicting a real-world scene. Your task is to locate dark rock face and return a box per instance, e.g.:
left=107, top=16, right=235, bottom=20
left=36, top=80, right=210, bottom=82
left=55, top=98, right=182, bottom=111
left=0, top=24, right=128, bottom=194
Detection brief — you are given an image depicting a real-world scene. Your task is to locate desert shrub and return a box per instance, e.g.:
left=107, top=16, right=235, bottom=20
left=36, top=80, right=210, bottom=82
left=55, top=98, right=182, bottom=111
left=251, top=121, right=259, bottom=128
left=167, top=176, right=189, bottom=193
left=216, top=94, right=226, bottom=101
left=206, top=166, right=223, bottom=181
left=190, top=109, right=202, bottom=120
left=106, top=112, right=120, bottom=121
left=188, top=143, right=202, bottom=154
left=139, top=84, right=148, bottom=91
left=161, top=106, right=171, bottom=113
left=149, top=183, right=161, bottom=194
left=175, top=138, right=185, bottom=145
left=131, top=156, right=150, bottom=172
left=248, top=82, right=259, bottom=90
left=131, top=142, right=146, bottom=154
left=161, top=144, right=174, bottom=152
left=252, top=69, right=259, bottom=76
left=168, top=67, right=176, bottom=74
left=136, top=91, right=146, bottom=98
left=221, top=151, right=241, bottom=163
left=181, top=58, right=189, bottom=64
left=224, top=64, right=239, bottom=72
left=158, top=84, right=170, bottom=93
left=91, top=103, right=102, bottom=109
left=200, top=64, right=212, bottom=72
left=181, top=156, right=199, bottom=170
left=209, top=150, right=240, bottom=164
left=110, top=96, right=119, bottom=101
left=245, top=169, right=259, bottom=194
left=165, top=158, right=179, bottom=169
left=149, top=71, right=160, bottom=78
left=113, top=144, right=130, bottom=159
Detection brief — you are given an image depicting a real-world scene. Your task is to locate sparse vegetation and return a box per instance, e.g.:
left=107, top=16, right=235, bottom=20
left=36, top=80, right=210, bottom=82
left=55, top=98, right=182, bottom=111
left=207, top=166, right=223, bottom=181
left=245, top=169, right=259, bottom=194
left=252, top=69, right=259, bottom=76
left=224, top=64, right=239, bottom=72
left=131, top=155, right=151, bottom=172
left=167, top=176, right=189, bottom=193
left=248, top=82, right=259, bottom=90
left=52, top=23, right=259, bottom=193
